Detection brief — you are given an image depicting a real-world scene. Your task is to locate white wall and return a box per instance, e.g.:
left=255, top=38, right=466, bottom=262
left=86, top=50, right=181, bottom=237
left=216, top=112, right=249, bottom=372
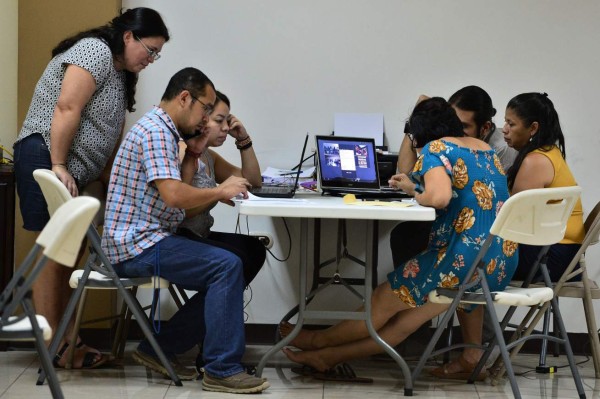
left=123, top=0, right=600, bottom=332
left=0, top=0, right=18, bottom=151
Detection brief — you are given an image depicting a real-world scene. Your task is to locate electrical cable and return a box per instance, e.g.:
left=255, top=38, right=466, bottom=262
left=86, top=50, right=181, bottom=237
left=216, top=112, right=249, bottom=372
left=0, top=145, right=14, bottom=164
left=265, top=217, right=292, bottom=262
left=237, top=214, right=292, bottom=262
left=290, top=152, right=315, bottom=171
left=243, top=284, right=253, bottom=322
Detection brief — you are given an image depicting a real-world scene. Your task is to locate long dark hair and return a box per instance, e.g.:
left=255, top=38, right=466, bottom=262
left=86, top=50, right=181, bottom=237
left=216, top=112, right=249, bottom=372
left=409, top=97, right=465, bottom=148
left=52, top=7, right=169, bottom=112
left=505, top=92, right=566, bottom=190
left=215, top=91, right=231, bottom=108
left=448, top=85, right=496, bottom=136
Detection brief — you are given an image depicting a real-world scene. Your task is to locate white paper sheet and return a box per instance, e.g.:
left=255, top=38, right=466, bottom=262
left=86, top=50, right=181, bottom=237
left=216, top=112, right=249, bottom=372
left=334, top=113, right=384, bottom=146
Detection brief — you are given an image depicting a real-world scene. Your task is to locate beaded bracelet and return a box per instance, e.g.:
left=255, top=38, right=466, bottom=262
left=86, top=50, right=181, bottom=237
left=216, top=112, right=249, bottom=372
left=237, top=141, right=253, bottom=151
left=235, top=136, right=251, bottom=145
left=235, top=135, right=252, bottom=150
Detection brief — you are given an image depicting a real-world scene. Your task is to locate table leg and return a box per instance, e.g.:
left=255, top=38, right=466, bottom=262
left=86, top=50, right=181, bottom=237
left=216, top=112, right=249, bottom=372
left=363, top=220, right=414, bottom=396
left=257, top=218, right=414, bottom=396
left=256, top=218, right=309, bottom=377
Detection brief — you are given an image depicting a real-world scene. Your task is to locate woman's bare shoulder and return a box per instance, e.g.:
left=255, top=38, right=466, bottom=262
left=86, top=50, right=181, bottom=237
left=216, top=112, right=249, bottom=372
left=442, top=136, right=491, bottom=151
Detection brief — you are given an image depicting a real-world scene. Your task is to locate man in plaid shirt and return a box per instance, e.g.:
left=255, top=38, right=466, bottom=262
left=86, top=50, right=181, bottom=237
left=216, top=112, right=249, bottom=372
left=102, top=67, right=269, bottom=394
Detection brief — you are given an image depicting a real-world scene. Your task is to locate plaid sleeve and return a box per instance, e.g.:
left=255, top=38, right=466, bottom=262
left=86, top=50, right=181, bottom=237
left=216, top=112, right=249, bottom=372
left=142, top=128, right=182, bottom=183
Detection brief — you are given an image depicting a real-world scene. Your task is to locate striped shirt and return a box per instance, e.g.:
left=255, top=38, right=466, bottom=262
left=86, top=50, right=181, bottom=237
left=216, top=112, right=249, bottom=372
left=101, top=106, right=184, bottom=264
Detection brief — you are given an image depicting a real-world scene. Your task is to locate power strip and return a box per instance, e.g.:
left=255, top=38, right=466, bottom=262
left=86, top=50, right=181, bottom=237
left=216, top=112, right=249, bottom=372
left=536, top=366, right=557, bottom=374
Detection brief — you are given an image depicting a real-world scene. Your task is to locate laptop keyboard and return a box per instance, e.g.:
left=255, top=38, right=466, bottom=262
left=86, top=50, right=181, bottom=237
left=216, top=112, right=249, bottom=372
left=252, top=186, right=291, bottom=194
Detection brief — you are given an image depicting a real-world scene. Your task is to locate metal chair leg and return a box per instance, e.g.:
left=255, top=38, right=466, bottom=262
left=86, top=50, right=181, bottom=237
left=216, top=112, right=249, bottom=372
left=538, top=307, right=551, bottom=369
left=442, top=313, right=455, bottom=364
left=25, top=298, right=65, bottom=399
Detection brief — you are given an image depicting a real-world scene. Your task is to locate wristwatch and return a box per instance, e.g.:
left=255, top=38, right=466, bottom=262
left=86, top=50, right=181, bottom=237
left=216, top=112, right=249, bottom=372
left=414, top=183, right=424, bottom=194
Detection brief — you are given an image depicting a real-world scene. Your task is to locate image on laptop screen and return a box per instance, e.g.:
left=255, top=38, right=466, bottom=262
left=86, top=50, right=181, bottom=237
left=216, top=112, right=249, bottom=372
left=315, top=135, right=381, bottom=191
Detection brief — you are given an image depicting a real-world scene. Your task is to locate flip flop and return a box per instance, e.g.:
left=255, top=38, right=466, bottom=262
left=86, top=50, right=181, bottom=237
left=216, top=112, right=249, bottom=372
left=53, top=341, right=109, bottom=369
left=291, top=363, right=373, bottom=383
left=429, top=356, right=487, bottom=381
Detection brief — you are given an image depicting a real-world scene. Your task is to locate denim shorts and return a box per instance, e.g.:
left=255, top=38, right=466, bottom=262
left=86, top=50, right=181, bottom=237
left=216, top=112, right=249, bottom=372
left=14, top=134, right=52, bottom=231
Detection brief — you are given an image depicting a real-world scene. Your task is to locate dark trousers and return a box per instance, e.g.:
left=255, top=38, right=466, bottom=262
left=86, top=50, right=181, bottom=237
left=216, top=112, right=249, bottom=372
left=512, top=243, right=581, bottom=283
left=178, top=228, right=267, bottom=287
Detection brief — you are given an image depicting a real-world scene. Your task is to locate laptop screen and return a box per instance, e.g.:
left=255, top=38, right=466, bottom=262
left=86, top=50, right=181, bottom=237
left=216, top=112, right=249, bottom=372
left=315, top=135, right=381, bottom=191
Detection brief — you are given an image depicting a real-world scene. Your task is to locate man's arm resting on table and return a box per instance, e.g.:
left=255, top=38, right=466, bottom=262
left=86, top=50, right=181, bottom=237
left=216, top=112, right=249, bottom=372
left=155, top=175, right=251, bottom=215
left=154, top=178, right=226, bottom=210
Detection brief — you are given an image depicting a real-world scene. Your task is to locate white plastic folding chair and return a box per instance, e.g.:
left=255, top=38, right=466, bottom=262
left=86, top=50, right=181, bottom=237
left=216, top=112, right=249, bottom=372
left=1, top=196, right=100, bottom=399
left=32, top=169, right=183, bottom=386
left=503, top=199, right=600, bottom=378
left=411, top=187, right=586, bottom=399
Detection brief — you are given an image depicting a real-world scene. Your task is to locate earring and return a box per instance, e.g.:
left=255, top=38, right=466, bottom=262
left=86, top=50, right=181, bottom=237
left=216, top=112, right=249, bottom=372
left=529, top=136, right=533, bottom=142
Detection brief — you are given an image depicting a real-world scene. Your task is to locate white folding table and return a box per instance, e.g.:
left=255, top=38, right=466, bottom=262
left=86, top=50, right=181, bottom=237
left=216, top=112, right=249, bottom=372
left=238, top=194, right=435, bottom=396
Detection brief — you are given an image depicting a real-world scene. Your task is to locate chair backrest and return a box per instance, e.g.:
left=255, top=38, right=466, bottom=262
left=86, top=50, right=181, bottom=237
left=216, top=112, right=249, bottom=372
left=33, top=169, right=72, bottom=214
left=555, top=199, right=600, bottom=286
left=490, top=186, right=581, bottom=245
left=37, top=196, right=100, bottom=267
left=584, top=200, right=600, bottom=247
left=1, top=196, right=99, bottom=320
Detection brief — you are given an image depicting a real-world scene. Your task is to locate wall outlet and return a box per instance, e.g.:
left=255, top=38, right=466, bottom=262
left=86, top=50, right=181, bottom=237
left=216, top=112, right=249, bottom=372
left=249, top=231, right=274, bottom=249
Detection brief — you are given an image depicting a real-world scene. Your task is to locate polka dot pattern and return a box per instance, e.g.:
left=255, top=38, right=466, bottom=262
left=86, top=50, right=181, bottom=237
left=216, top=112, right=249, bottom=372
left=17, top=38, right=127, bottom=187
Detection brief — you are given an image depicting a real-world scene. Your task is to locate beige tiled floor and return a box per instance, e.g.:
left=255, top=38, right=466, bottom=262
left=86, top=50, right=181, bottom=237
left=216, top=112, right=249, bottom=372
left=1, top=344, right=599, bottom=398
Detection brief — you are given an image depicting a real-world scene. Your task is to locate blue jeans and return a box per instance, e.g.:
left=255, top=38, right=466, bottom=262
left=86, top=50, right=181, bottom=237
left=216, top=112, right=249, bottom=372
left=13, top=134, right=52, bottom=231
left=116, top=234, right=246, bottom=378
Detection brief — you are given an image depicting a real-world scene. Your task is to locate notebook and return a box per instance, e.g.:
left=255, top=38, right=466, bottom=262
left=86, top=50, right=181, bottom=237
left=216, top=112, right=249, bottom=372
left=250, top=134, right=309, bottom=198
left=315, top=135, right=410, bottom=199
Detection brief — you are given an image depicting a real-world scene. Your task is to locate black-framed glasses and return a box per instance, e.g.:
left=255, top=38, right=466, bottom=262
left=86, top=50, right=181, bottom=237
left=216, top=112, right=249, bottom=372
left=190, top=94, right=214, bottom=115
left=404, top=120, right=417, bottom=146
left=135, top=35, right=161, bottom=60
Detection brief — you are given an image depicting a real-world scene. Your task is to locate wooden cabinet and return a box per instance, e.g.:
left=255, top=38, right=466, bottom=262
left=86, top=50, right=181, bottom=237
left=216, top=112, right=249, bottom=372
left=0, top=165, right=15, bottom=292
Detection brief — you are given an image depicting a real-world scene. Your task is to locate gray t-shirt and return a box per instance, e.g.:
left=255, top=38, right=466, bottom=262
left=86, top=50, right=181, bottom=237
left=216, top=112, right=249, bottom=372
left=179, top=151, right=218, bottom=237
left=486, top=128, right=518, bottom=172
left=17, top=37, right=127, bottom=187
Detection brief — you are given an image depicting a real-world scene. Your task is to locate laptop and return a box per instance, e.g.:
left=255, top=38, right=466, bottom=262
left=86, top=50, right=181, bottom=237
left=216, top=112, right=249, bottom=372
left=250, top=134, right=309, bottom=198
left=315, top=135, right=410, bottom=199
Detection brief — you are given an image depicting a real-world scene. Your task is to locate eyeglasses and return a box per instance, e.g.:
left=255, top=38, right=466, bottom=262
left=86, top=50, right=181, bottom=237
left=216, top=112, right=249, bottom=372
left=404, top=120, right=416, bottom=146
left=190, top=94, right=214, bottom=115
left=135, top=35, right=161, bottom=60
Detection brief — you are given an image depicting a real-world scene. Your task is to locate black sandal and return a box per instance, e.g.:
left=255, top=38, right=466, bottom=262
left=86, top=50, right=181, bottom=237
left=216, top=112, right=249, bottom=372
left=53, top=342, right=108, bottom=369
left=291, top=363, right=373, bottom=383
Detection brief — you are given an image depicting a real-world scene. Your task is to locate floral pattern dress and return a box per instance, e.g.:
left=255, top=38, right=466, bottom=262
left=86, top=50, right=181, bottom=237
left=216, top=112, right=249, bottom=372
left=387, top=139, right=518, bottom=308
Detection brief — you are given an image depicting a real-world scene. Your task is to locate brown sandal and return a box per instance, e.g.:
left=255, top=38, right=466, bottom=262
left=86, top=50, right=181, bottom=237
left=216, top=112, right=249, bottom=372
left=429, top=356, right=487, bottom=381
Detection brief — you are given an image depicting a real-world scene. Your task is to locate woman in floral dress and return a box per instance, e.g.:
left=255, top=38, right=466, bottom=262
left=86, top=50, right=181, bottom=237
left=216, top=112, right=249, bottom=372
left=280, top=97, right=518, bottom=375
